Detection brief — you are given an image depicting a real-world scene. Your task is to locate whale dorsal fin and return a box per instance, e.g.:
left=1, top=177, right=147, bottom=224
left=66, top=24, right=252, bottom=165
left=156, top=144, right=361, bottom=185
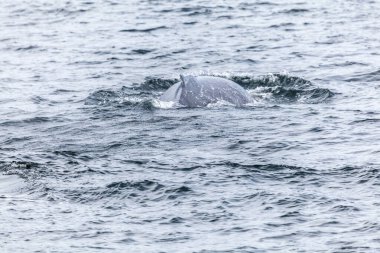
left=180, top=74, right=197, bottom=87
left=180, top=74, right=186, bottom=84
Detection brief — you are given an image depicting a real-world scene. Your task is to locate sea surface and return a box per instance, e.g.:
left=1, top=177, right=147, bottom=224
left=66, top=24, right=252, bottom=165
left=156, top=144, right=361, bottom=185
left=1, top=0, right=380, bottom=252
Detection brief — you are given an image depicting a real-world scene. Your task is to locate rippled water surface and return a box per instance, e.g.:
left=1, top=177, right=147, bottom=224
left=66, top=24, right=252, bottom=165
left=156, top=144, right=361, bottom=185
left=1, top=0, right=380, bottom=252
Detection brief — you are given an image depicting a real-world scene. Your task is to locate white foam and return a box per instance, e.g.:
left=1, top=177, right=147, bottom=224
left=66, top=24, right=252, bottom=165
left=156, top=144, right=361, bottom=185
left=0, top=174, right=26, bottom=195
left=152, top=99, right=178, bottom=109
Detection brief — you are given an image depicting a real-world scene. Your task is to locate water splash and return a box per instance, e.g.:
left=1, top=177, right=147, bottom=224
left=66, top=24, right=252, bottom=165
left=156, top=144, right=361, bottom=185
left=85, top=73, right=334, bottom=109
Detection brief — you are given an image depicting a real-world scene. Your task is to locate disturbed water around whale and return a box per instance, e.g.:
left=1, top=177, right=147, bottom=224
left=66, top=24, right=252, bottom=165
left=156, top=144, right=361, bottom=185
left=1, top=0, right=380, bottom=252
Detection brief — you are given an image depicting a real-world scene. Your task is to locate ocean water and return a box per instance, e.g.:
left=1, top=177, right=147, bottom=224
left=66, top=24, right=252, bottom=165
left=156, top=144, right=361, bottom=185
left=1, top=0, right=380, bottom=252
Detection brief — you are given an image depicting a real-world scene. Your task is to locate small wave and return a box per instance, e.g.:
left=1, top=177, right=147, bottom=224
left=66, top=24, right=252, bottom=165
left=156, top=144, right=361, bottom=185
left=269, top=23, right=295, bottom=28
left=30, top=95, right=49, bottom=104
left=106, top=180, right=164, bottom=192
left=256, top=1, right=277, bottom=5
left=239, top=2, right=278, bottom=9
left=61, top=179, right=193, bottom=203
left=119, top=26, right=167, bottom=33
left=2, top=136, right=32, bottom=145
left=15, top=45, right=40, bottom=51
left=85, top=90, right=119, bottom=106
left=0, top=116, right=58, bottom=127
left=349, top=118, right=380, bottom=125
left=175, top=6, right=213, bottom=16
left=215, top=162, right=380, bottom=186
left=85, top=89, right=154, bottom=110
left=43, top=7, right=92, bottom=17
left=280, top=8, right=309, bottom=14
left=183, top=21, right=197, bottom=25
left=187, top=9, right=212, bottom=16
left=130, top=49, right=155, bottom=55
left=345, top=69, right=380, bottom=82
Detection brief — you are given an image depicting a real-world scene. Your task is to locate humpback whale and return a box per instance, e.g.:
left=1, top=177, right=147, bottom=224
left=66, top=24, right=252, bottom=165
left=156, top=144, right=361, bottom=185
left=159, top=75, right=252, bottom=107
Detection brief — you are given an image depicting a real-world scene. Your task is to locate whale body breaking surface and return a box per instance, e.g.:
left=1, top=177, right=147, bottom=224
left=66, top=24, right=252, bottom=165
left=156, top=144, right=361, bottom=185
left=159, top=75, right=252, bottom=107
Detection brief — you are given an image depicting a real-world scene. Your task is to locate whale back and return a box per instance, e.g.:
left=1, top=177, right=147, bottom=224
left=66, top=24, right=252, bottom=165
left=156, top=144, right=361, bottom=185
left=160, top=75, right=252, bottom=107
left=179, top=75, right=210, bottom=107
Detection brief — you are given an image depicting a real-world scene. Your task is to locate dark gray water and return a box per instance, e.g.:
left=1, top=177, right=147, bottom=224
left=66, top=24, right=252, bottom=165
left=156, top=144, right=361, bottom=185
left=1, top=0, right=380, bottom=252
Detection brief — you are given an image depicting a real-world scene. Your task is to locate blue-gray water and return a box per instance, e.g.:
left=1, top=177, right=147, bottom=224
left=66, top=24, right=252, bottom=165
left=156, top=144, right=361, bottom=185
left=1, top=0, right=380, bottom=252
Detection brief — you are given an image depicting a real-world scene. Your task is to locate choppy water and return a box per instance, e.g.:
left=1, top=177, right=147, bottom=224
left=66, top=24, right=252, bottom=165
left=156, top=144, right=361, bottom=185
left=1, top=0, right=380, bottom=252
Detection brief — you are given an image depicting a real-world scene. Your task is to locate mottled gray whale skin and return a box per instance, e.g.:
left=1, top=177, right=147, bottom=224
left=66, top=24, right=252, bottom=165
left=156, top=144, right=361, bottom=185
left=160, top=75, right=252, bottom=107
